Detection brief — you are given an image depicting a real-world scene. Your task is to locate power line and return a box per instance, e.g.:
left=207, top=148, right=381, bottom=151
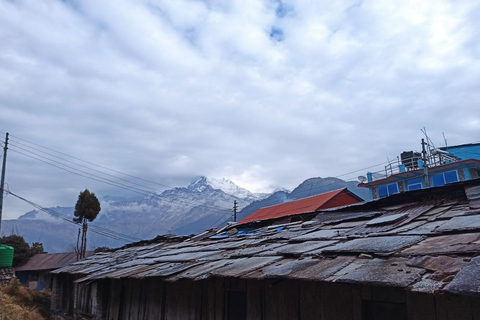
left=9, top=140, right=163, bottom=193
left=8, top=147, right=236, bottom=215
left=5, top=133, right=173, bottom=189
left=7, top=190, right=141, bottom=243
left=2, top=131, right=401, bottom=219
left=9, top=146, right=158, bottom=194
left=7, top=144, right=239, bottom=215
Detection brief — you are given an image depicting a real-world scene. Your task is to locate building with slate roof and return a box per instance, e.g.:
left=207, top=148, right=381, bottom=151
left=50, top=178, right=480, bottom=320
left=15, top=252, right=93, bottom=290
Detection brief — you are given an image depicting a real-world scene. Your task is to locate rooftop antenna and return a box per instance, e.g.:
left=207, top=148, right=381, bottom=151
left=442, top=132, right=448, bottom=148
left=421, top=127, right=436, bottom=150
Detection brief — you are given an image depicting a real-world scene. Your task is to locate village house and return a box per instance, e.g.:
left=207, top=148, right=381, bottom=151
left=50, top=176, right=480, bottom=320
left=359, top=141, right=480, bottom=200
left=239, top=188, right=363, bottom=224
left=15, top=252, right=93, bottom=290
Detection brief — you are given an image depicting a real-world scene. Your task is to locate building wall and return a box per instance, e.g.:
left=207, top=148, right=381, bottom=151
left=51, top=273, right=77, bottom=315
left=444, top=145, right=480, bottom=161
left=322, top=192, right=363, bottom=209
left=53, top=275, right=480, bottom=320
left=16, top=270, right=52, bottom=290
left=0, top=267, right=15, bottom=285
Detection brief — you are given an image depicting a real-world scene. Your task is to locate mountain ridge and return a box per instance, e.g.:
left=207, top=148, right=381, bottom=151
left=4, top=176, right=368, bottom=252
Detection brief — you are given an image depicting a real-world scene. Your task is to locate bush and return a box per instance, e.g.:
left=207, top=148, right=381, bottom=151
left=0, top=235, right=46, bottom=267
left=0, top=279, right=51, bottom=320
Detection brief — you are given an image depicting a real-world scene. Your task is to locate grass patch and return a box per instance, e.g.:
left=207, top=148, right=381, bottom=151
left=0, top=279, right=51, bottom=320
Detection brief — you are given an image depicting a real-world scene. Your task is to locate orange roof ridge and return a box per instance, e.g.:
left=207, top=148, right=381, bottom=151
left=239, top=188, right=359, bottom=224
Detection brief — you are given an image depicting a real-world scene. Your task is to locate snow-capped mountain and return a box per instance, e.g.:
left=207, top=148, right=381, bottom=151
left=188, top=177, right=262, bottom=200
left=4, top=176, right=369, bottom=253
left=6, top=177, right=260, bottom=252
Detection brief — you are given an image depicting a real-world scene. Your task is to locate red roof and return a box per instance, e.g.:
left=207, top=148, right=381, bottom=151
left=239, top=188, right=362, bottom=224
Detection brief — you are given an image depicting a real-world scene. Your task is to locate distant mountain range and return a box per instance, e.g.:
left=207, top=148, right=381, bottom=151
left=2, top=176, right=368, bottom=253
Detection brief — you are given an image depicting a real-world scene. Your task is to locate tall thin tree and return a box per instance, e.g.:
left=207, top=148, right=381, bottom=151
left=74, top=189, right=101, bottom=259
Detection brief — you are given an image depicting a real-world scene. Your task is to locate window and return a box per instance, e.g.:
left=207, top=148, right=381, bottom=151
left=387, top=183, right=399, bottom=195
left=444, top=171, right=458, bottom=183
left=407, top=178, right=422, bottom=191
left=378, top=186, right=388, bottom=198
left=378, top=183, right=399, bottom=198
left=432, top=170, right=458, bottom=187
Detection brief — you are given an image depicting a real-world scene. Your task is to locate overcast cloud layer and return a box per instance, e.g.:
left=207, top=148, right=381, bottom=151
left=1, top=0, right=479, bottom=219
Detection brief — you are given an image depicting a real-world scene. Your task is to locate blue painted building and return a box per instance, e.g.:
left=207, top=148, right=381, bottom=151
left=359, top=142, right=480, bottom=200
left=440, top=142, right=480, bottom=161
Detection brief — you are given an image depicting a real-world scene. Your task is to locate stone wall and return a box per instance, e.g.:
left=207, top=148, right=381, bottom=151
left=0, top=267, right=15, bottom=284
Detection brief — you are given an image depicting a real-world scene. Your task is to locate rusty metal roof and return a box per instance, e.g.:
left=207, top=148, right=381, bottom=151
left=51, top=180, right=480, bottom=297
left=239, top=188, right=361, bottom=224
left=15, top=252, right=94, bottom=271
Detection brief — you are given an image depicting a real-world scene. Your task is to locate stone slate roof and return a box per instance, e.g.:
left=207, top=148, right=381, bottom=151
left=52, top=179, right=480, bottom=296
left=16, top=252, right=94, bottom=272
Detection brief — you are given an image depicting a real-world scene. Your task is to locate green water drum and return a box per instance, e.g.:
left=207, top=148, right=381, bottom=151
left=0, top=245, right=14, bottom=267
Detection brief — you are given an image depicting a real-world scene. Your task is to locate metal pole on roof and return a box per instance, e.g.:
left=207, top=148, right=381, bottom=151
left=421, top=138, right=430, bottom=188
left=233, top=200, right=237, bottom=222
left=0, top=132, right=9, bottom=234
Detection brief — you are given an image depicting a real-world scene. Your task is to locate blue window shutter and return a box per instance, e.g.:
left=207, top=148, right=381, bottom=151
left=444, top=171, right=458, bottom=184
left=378, top=186, right=388, bottom=198
left=432, top=174, right=445, bottom=187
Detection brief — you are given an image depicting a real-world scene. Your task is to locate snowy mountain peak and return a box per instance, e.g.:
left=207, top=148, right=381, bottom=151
left=188, top=176, right=256, bottom=199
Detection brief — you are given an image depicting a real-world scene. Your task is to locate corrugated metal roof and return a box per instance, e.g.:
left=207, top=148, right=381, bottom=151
left=239, top=188, right=360, bottom=224
left=15, top=252, right=94, bottom=271
left=51, top=180, right=480, bottom=296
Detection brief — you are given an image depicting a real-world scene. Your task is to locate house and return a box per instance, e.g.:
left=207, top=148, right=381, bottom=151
left=359, top=140, right=480, bottom=200
left=239, top=188, right=363, bottom=224
left=440, top=142, right=480, bottom=161
left=15, top=252, right=93, bottom=290
left=51, top=178, right=480, bottom=320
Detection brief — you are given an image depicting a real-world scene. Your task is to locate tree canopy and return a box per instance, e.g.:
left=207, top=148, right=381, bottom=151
left=74, top=189, right=101, bottom=223
left=0, top=235, right=46, bottom=267
left=74, top=189, right=101, bottom=259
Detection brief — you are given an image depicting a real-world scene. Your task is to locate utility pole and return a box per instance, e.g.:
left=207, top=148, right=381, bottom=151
left=421, top=138, right=430, bottom=188
left=0, top=132, right=9, bottom=234
left=233, top=200, right=238, bottom=222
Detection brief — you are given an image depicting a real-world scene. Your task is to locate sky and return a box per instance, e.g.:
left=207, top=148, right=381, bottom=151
left=1, top=0, right=479, bottom=219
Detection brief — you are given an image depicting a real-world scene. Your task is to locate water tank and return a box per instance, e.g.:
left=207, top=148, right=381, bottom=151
left=0, top=245, right=14, bottom=267
left=401, top=151, right=421, bottom=170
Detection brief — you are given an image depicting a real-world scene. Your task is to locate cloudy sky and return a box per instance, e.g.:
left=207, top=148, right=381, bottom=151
left=1, top=0, right=479, bottom=219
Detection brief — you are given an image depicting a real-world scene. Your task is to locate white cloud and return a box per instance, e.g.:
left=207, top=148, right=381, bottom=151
left=0, top=0, right=479, bottom=218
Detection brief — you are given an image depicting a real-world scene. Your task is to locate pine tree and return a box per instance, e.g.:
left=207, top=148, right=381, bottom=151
left=74, top=189, right=101, bottom=259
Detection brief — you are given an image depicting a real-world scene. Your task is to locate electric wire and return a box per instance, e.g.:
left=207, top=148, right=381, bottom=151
left=9, top=143, right=386, bottom=222
left=7, top=190, right=141, bottom=242
left=2, top=131, right=412, bottom=221
left=9, top=145, right=158, bottom=194
left=8, top=147, right=235, bottom=216
left=7, top=144, right=239, bottom=215
left=6, top=191, right=139, bottom=242
left=9, top=140, right=163, bottom=193
left=4, top=132, right=173, bottom=189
